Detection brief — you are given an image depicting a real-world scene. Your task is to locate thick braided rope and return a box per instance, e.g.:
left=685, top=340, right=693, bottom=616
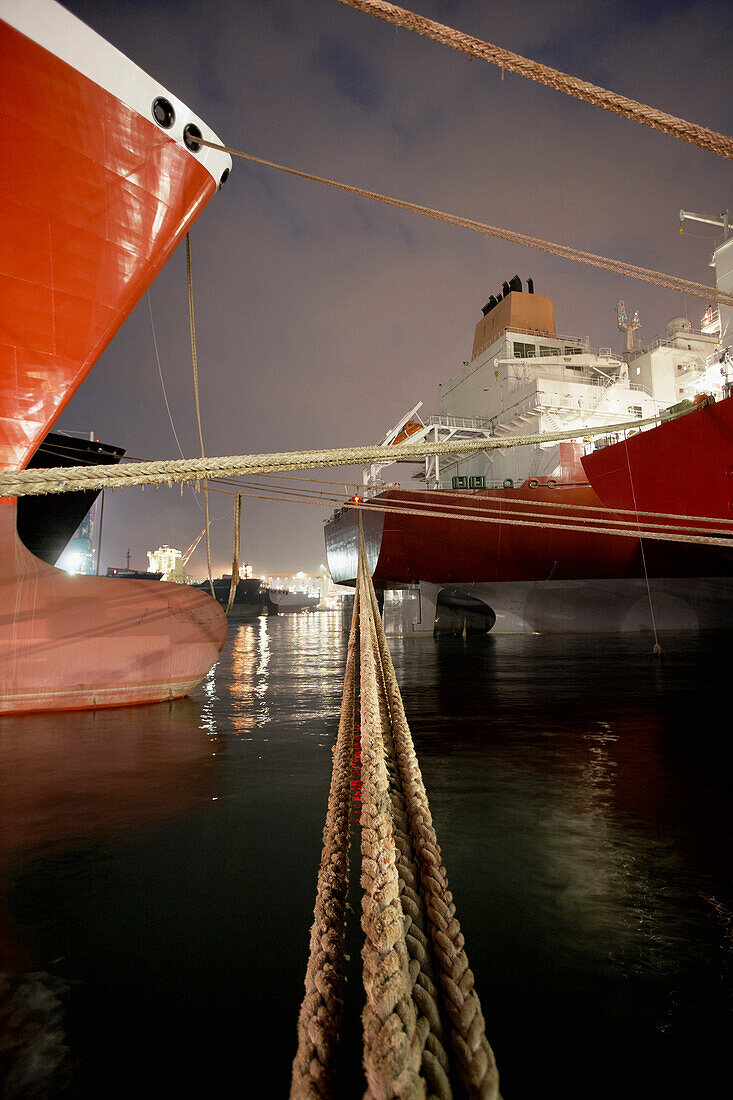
left=358, top=549, right=426, bottom=1098
left=4, top=451, right=728, bottom=546
left=364, top=571, right=454, bottom=1098
left=0, top=409, right=684, bottom=497
left=334, top=0, right=733, bottom=160
left=362, top=561, right=500, bottom=1099
left=195, top=137, right=733, bottom=308
left=290, top=586, right=360, bottom=1098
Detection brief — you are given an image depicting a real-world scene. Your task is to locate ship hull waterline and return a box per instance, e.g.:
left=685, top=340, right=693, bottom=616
left=0, top=501, right=227, bottom=715
left=324, top=478, right=733, bottom=635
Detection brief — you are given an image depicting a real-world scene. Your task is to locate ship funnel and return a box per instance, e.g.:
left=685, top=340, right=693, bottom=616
left=527, top=277, right=534, bottom=294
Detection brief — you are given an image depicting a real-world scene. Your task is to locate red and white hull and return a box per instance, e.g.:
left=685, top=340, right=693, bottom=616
left=324, top=401, right=733, bottom=634
left=0, top=0, right=231, bottom=712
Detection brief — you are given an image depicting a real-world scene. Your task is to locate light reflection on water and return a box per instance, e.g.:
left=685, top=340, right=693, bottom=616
left=0, top=618, right=730, bottom=1097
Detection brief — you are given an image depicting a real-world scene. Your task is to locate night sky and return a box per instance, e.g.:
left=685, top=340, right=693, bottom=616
left=56, top=0, right=732, bottom=579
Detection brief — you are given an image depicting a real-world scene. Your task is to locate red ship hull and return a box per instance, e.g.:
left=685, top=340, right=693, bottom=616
left=581, top=395, right=733, bottom=519
left=0, top=4, right=231, bottom=712
left=325, top=403, right=733, bottom=634
left=326, top=481, right=731, bottom=587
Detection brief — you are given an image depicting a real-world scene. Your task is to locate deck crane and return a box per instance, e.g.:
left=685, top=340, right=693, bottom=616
left=181, top=529, right=206, bottom=567
left=616, top=300, right=641, bottom=352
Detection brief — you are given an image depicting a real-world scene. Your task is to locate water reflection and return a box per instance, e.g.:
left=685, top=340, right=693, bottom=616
left=0, top=700, right=214, bottom=863
left=0, top=698, right=217, bottom=1093
left=0, top=622, right=728, bottom=1097
left=389, top=630, right=732, bottom=1095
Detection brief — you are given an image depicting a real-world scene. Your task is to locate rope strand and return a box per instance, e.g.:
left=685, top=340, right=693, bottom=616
left=333, top=0, right=733, bottom=160
left=193, top=138, right=733, bottom=307
left=0, top=408, right=695, bottom=497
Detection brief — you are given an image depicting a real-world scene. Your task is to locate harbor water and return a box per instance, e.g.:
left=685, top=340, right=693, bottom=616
left=0, top=615, right=730, bottom=1097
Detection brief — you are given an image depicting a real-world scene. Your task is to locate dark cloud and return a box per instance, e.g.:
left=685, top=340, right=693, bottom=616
left=57, top=0, right=732, bottom=579
left=312, top=34, right=383, bottom=109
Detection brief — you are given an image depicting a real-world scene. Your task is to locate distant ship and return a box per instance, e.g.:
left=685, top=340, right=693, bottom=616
left=325, top=228, right=733, bottom=635
left=195, top=577, right=266, bottom=620
left=0, top=0, right=232, bottom=713
left=17, top=431, right=125, bottom=566
left=266, top=588, right=320, bottom=615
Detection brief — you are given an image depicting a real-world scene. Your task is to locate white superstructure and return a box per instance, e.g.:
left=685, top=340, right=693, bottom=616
left=364, top=268, right=727, bottom=493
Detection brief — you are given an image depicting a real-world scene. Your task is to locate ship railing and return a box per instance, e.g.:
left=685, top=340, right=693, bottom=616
left=471, top=325, right=590, bottom=361
left=626, top=330, right=708, bottom=361
left=426, top=413, right=495, bottom=430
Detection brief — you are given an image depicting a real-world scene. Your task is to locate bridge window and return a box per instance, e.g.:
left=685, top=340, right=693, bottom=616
left=514, top=341, right=536, bottom=357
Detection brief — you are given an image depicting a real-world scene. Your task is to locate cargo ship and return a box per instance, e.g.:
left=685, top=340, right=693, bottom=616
left=266, top=589, right=321, bottom=615
left=0, top=0, right=232, bottom=713
left=325, top=227, right=733, bottom=634
left=195, top=577, right=267, bottom=620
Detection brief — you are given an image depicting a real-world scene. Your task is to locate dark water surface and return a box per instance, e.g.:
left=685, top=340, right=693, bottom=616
left=0, top=615, right=730, bottom=1097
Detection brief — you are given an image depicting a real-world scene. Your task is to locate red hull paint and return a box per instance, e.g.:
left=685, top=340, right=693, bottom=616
left=0, top=19, right=217, bottom=473
left=383, top=488, right=730, bottom=583
left=326, top=476, right=732, bottom=589
left=582, top=395, right=733, bottom=519
left=0, top=12, right=228, bottom=713
left=0, top=501, right=226, bottom=715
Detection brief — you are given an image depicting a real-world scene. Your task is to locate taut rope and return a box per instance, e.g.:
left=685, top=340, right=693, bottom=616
left=225, top=493, right=242, bottom=614
left=0, top=408, right=694, bottom=497
left=194, top=136, right=733, bottom=308
left=333, top=0, right=733, bottom=160
left=186, top=234, right=215, bottom=598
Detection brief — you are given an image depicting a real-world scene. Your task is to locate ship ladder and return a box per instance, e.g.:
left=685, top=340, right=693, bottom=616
left=290, top=524, right=500, bottom=1099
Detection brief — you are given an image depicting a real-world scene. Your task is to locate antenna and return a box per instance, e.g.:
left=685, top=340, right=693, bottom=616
left=679, top=209, right=731, bottom=242
left=616, top=300, right=641, bottom=352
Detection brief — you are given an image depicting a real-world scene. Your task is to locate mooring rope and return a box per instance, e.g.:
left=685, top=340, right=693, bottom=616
left=353, top=492, right=732, bottom=538
left=357, top=529, right=500, bottom=1097
left=186, top=234, right=215, bottom=599
left=358, top=550, right=429, bottom=1096
left=291, top=533, right=499, bottom=1096
left=225, top=493, right=242, bottom=614
left=148, top=292, right=187, bottom=462
left=344, top=495, right=732, bottom=548
left=623, top=438, right=662, bottom=656
left=333, top=0, right=733, bottom=161
left=0, top=408, right=689, bottom=497
left=194, top=135, right=733, bottom=308
left=291, top=586, right=360, bottom=1098
left=154, top=479, right=731, bottom=549
left=154, top=464, right=733, bottom=531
